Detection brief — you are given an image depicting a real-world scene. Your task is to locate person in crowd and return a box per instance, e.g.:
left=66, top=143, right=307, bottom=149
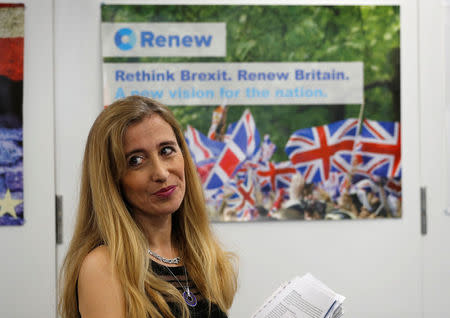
left=58, top=96, right=238, bottom=318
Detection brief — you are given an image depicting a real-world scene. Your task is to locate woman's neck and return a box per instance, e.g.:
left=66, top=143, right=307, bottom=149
left=136, top=213, right=179, bottom=261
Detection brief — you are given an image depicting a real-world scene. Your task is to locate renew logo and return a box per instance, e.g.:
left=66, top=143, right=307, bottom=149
left=114, top=28, right=136, bottom=51
left=103, top=22, right=226, bottom=57
left=114, top=28, right=213, bottom=50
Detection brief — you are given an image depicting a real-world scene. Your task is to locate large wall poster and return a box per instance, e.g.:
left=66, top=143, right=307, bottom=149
left=0, top=3, right=24, bottom=226
left=101, top=5, right=401, bottom=222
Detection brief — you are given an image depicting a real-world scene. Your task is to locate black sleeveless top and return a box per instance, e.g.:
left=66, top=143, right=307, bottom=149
left=151, top=261, right=228, bottom=318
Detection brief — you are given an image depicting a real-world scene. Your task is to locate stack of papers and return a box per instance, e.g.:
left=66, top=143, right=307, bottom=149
left=252, top=273, right=345, bottom=318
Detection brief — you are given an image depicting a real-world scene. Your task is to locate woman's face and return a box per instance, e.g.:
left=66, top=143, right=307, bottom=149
left=120, top=114, right=186, bottom=220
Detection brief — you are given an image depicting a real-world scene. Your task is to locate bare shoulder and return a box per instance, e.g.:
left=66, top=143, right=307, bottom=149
left=78, top=246, right=125, bottom=318
left=79, top=245, right=111, bottom=274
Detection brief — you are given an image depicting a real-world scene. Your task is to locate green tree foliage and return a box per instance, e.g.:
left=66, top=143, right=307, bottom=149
left=102, top=5, right=400, bottom=161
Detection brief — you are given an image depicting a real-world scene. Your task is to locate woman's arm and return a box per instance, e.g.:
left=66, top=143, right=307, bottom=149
left=77, top=246, right=126, bottom=318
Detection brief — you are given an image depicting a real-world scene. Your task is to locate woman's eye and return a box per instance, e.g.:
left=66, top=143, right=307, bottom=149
left=161, top=146, right=175, bottom=156
left=128, top=155, right=143, bottom=166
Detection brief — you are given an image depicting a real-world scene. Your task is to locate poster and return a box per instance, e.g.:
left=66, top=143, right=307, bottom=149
left=102, top=5, right=401, bottom=222
left=0, top=3, right=24, bottom=226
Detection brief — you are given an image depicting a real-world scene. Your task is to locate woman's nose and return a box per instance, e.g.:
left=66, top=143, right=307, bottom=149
left=150, top=159, right=169, bottom=182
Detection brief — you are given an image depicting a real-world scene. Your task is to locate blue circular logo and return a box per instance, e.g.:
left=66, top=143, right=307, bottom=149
left=114, top=28, right=136, bottom=51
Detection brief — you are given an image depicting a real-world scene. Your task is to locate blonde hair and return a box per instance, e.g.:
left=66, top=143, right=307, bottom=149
left=58, top=96, right=238, bottom=318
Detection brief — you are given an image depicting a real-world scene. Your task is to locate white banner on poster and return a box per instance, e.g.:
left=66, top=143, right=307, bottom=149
left=103, top=62, right=363, bottom=106
left=102, top=22, right=226, bottom=57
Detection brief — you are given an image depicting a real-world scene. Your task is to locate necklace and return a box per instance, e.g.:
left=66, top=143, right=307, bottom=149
left=147, top=248, right=180, bottom=265
left=163, top=265, right=197, bottom=307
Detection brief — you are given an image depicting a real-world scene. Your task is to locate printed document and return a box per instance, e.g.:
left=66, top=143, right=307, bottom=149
left=252, top=273, right=345, bottom=318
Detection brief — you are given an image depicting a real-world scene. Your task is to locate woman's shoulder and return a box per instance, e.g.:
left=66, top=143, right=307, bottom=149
left=80, top=245, right=111, bottom=273
left=79, top=245, right=118, bottom=293
left=78, top=245, right=125, bottom=318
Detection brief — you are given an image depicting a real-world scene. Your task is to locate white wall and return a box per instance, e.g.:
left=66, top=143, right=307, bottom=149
left=0, top=0, right=56, bottom=317
left=419, top=0, right=450, bottom=316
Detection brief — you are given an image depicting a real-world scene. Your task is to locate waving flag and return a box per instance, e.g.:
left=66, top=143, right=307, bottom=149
left=204, top=110, right=260, bottom=190
left=355, top=120, right=401, bottom=178
left=269, top=188, right=287, bottom=215
left=285, top=119, right=359, bottom=183
left=257, top=161, right=296, bottom=192
left=319, top=172, right=350, bottom=201
left=185, top=125, right=224, bottom=164
left=226, top=174, right=257, bottom=220
left=207, top=104, right=226, bottom=140
left=223, top=121, right=235, bottom=143
left=385, top=178, right=401, bottom=197
left=351, top=177, right=379, bottom=194
left=204, top=187, right=224, bottom=210
left=196, top=161, right=215, bottom=183
left=259, top=134, right=277, bottom=163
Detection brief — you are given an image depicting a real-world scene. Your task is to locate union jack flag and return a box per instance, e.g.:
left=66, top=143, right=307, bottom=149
left=223, top=122, right=235, bottom=143
left=269, top=188, right=288, bottom=215
left=355, top=119, right=401, bottom=178
left=204, top=110, right=260, bottom=190
left=285, top=119, right=359, bottom=183
left=385, top=178, right=401, bottom=197
left=350, top=173, right=401, bottom=198
left=196, top=161, right=215, bottom=183
left=226, top=174, right=257, bottom=221
left=351, top=176, right=379, bottom=194
left=319, top=172, right=350, bottom=201
left=257, top=161, right=296, bottom=193
left=259, top=134, right=277, bottom=163
left=204, top=187, right=224, bottom=211
left=185, top=125, right=224, bottom=165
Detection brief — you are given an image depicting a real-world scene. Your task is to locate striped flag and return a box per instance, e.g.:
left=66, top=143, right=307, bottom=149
left=204, top=109, right=260, bottom=191
left=355, top=119, right=401, bottom=178
left=0, top=3, right=24, bottom=128
left=225, top=174, right=257, bottom=221
left=257, top=161, right=296, bottom=193
left=285, top=119, right=359, bottom=183
left=185, top=125, right=224, bottom=165
left=259, top=134, right=277, bottom=163
left=319, top=172, right=350, bottom=201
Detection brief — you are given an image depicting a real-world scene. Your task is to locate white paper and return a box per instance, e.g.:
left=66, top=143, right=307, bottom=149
left=252, top=273, right=345, bottom=318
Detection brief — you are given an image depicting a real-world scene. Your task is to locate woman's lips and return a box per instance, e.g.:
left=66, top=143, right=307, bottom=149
left=154, top=185, right=176, bottom=198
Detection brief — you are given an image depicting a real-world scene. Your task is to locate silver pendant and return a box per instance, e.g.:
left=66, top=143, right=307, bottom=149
left=183, top=290, right=197, bottom=307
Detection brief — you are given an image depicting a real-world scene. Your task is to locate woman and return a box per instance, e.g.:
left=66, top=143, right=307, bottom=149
left=59, top=96, right=238, bottom=318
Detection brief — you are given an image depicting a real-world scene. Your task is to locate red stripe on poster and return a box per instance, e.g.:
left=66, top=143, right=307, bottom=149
left=0, top=4, right=24, bottom=8
left=0, top=37, right=23, bottom=81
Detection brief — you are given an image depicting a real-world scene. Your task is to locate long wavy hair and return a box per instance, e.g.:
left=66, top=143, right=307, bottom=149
left=58, top=96, right=238, bottom=318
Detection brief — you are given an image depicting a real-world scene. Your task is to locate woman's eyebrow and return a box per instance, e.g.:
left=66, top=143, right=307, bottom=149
left=159, top=140, right=177, bottom=147
left=124, top=148, right=145, bottom=158
left=125, top=140, right=177, bottom=157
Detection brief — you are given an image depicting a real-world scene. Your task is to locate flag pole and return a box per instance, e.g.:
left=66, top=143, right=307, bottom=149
left=355, top=101, right=365, bottom=140
left=349, top=101, right=365, bottom=184
left=207, top=100, right=227, bottom=141
left=218, top=103, right=228, bottom=142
